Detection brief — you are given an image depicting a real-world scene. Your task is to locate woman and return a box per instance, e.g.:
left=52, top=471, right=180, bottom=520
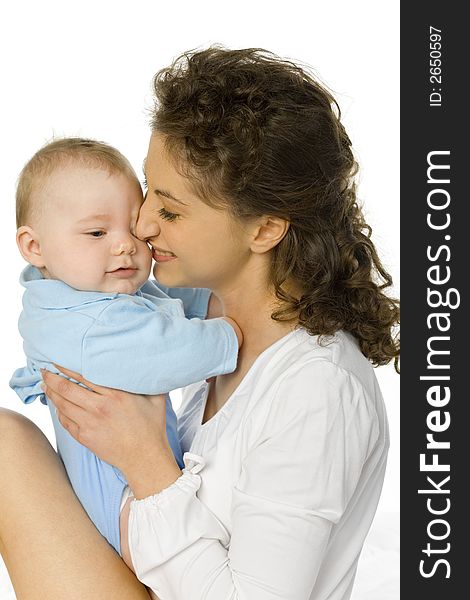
left=0, top=47, right=399, bottom=599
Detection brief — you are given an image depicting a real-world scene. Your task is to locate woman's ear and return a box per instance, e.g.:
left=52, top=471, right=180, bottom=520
left=16, top=226, right=46, bottom=267
left=250, top=216, right=290, bottom=254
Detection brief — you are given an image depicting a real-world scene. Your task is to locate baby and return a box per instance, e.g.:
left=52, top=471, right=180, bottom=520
left=9, top=137, right=241, bottom=560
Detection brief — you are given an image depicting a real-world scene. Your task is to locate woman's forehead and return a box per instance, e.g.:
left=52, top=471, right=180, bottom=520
left=144, top=135, right=201, bottom=206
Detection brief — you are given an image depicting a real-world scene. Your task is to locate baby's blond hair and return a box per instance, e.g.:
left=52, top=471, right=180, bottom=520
left=16, top=138, right=140, bottom=227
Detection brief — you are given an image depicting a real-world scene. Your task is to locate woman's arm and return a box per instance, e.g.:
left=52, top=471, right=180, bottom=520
left=127, top=361, right=376, bottom=599
left=42, top=361, right=377, bottom=599
left=42, top=367, right=328, bottom=598
left=128, top=445, right=334, bottom=600
left=41, top=367, right=182, bottom=496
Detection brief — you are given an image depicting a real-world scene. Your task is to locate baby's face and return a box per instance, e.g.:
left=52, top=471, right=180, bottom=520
left=32, top=164, right=152, bottom=294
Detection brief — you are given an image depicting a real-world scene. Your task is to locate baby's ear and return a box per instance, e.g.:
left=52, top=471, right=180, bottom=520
left=16, top=226, right=46, bottom=267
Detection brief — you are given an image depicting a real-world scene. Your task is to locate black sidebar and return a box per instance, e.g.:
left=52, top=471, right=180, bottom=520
left=401, top=2, right=468, bottom=597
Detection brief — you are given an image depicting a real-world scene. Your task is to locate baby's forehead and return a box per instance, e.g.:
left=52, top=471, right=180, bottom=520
left=43, top=156, right=138, bottom=188
left=43, top=158, right=133, bottom=182
left=17, top=139, right=142, bottom=229
left=31, top=161, right=142, bottom=221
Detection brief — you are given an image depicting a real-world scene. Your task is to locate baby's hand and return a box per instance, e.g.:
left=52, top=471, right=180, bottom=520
left=223, top=316, right=243, bottom=349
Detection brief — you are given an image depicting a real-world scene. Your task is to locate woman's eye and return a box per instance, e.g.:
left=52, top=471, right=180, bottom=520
left=141, top=177, right=148, bottom=190
left=158, top=207, right=180, bottom=222
left=88, top=231, right=105, bottom=238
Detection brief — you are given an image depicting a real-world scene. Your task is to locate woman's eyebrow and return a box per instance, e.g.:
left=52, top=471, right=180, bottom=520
left=141, top=161, right=188, bottom=206
left=154, top=188, right=188, bottom=206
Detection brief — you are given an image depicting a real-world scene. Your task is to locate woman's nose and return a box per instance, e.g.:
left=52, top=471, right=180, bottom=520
left=135, top=201, right=161, bottom=242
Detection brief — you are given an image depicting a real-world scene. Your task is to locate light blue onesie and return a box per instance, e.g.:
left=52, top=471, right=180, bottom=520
left=10, top=265, right=237, bottom=554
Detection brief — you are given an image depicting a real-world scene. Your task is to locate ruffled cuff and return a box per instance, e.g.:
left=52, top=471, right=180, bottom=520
left=131, top=453, right=204, bottom=511
left=128, top=453, right=230, bottom=584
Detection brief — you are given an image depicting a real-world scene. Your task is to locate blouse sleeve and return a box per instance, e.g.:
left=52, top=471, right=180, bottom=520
left=128, top=360, right=379, bottom=599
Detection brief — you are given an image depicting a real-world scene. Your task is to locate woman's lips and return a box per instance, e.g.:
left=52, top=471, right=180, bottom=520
left=152, top=248, right=177, bottom=263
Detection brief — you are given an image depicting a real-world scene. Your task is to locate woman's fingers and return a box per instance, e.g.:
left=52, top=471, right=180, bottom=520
left=41, top=380, right=89, bottom=443
left=56, top=409, right=81, bottom=440
left=51, top=364, right=106, bottom=395
left=42, top=370, right=98, bottom=412
left=42, top=380, right=88, bottom=421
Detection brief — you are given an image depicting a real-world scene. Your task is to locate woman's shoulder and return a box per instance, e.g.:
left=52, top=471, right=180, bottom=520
left=180, top=328, right=380, bottom=420
left=244, top=329, right=386, bottom=454
left=177, top=328, right=386, bottom=455
left=255, top=328, right=377, bottom=392
left=180, top=328, right=378, bottom=406
left=242, top=328, right=383, bottom=428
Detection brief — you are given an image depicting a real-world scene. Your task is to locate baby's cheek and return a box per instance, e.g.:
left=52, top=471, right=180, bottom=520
left=137, top=243, right=153, bottom=277
left=141, top=242, right=153, bottom=262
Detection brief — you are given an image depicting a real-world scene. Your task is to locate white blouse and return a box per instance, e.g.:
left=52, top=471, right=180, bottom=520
left=128, top=329, right=389, bottom=600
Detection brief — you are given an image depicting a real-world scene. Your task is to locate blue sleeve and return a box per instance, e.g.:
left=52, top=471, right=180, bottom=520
left=9, top=361, right=47, bottom=405
left=81, top=299, right=238, bottom=394
left=142, top=281, right=211, bottom=320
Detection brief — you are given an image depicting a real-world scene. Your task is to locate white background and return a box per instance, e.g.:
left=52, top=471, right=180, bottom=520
left=0, top=1, right=399, bottom=598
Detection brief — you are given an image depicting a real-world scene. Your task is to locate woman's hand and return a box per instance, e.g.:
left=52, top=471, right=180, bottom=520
left=41, top=366, right=182, bottom=498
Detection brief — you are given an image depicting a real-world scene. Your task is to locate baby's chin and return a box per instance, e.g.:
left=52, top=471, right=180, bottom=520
left=102, top=278, right=146, bottom=295
left=42, top=268, right=149, bottom=295
left=78, top=276, right=147, bottom=295
left=106, top=283, right=141, bottom=295
left=79, top=282, right=141, bottom=295
left=101, top=268, right=149, bottom=295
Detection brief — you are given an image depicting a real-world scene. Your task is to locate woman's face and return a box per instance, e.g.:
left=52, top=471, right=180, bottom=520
left=136, top=133, right=256, bottom=291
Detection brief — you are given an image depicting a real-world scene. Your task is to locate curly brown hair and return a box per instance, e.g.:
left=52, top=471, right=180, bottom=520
left=151, top=46, right=400, bottom=371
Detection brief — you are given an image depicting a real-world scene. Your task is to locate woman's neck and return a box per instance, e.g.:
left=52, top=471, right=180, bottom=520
left=217, top=282, right=298, bottom=359
left=202, top=283, right=298, bottom=424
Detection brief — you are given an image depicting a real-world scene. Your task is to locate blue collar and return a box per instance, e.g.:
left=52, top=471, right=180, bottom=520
left=19, top=265, right=138, bottom=309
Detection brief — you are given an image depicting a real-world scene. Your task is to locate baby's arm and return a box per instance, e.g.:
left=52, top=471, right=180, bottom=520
left=221, top=316, right=242, bottom=347
left=140, top=281, right=211, bottom=320
left=80, top=298, right=240, bottom=394
left=142, top=281, right=226, bottom=325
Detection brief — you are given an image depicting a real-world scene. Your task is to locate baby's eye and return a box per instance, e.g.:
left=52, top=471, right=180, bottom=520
left=158, top=207, right=180, bottom=222
left=88, top=231, right=105, bottom=238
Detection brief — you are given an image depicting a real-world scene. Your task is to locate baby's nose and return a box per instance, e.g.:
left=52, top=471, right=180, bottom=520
left=112, top=238, right=136, bottom=255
